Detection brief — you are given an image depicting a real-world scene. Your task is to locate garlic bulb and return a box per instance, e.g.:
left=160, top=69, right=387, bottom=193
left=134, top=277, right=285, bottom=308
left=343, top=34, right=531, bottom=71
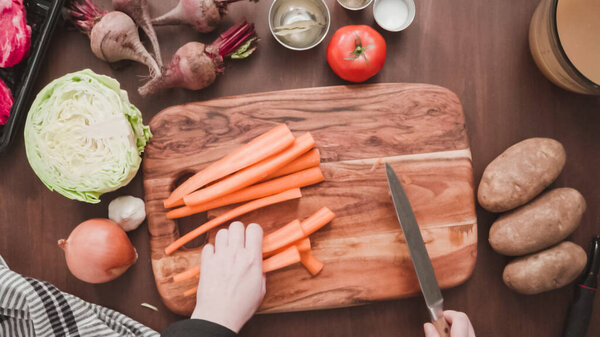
left=108, top=195, right=146, bottom=231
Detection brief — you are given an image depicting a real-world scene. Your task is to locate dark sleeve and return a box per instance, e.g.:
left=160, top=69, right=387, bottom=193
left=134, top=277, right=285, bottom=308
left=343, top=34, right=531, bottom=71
left=161, top=319, right=236, bottom=337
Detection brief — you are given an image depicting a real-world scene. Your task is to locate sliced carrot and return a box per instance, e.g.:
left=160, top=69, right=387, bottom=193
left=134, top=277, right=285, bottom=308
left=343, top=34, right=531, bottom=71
left=262, top=245, right=301, bottom=273
left=300, top=252, right=324, bottom=276
left=262, top=220, right=305, bottom=257
left=164, top=124, right=295, bottom=208
left=182, top=246, right=302, bottom=297
left=262, top=149, right=321, bottom=181
left=300, top=207, right=336, bottom=236
left=266, top=237, right=311, bottom=258
left=295, top=237, right=311, bottom=253
left=183, top=133, right=315, bottom=207
left=183, top=288, right=197, bottom=297
left=173, top=265, right=200, bottom=283
left=262, top=207, right=334, bottom=257
left=164, top=188, right=302, bottom=255
left=167, top=167, right=324, bottom=219
left=173, top=238, right=312, bottom=283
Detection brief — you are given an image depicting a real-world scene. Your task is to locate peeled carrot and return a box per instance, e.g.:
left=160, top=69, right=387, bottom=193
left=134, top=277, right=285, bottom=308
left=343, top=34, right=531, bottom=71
left=164, top=124, right=295, bottom=208
left=262, top=148, right=321, bottom=181
left=263, top=245, right=301, bottom=273
left=173, top=238, right=311, bottom=283
left=173, top=265, right=200, bottom=283
left=295, top=237, right=311, bottom=253
left=262, top=220, right=305, bottom=257
left=167, top=167, right=324, bottom=219
left=301, top=207, right=335, bottom=236
left=300, top=252, right=324, bottom=276
left=183, top=288, right=197, bottom=297
left=182, top=245, right=302, bottom=297
left=266, top=237, right=311, bottom=257
left=263, top=207, right=334, bottom=256
left=183, top=133, right=315, bottom=207
left=164, top=188, right=302, bottom=255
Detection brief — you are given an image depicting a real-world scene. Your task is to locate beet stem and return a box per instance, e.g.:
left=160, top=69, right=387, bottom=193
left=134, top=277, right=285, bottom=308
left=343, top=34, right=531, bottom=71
left=212, top=20, right=256, bottom=57
left=68, top=0, right=107, bottom=35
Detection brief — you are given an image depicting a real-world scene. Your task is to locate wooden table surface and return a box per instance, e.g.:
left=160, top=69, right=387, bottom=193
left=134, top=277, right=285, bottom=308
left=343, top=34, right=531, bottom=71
left=1, top=0, right=599, bottom=336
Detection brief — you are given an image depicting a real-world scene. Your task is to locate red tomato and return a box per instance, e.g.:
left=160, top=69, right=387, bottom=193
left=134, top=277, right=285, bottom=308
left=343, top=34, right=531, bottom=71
left=327, top=25, right=387, bottom=83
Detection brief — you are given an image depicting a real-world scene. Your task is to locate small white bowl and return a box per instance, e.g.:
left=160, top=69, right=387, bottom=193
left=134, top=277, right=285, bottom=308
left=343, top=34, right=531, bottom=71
left=373, top=0, right=416, bottom=32
left=337, top=0, right=373, bottom=11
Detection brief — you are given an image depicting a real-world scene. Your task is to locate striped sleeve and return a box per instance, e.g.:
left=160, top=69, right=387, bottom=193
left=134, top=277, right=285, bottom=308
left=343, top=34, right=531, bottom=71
left=0, top=255, right=159, bottom=337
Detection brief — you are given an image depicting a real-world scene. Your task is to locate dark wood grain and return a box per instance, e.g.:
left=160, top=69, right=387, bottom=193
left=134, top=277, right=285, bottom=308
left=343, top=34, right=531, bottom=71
left=143, top=84, right=476, bottom=315
left=0, top=0, right=599, bottom=336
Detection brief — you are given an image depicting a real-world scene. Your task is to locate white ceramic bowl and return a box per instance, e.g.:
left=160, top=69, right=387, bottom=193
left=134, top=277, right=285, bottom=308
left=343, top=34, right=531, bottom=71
left=373, top=0, right=416, bottom=32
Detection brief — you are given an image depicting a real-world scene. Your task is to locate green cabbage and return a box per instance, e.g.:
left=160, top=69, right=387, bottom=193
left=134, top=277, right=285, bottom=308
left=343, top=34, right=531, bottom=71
left=24, top=69, right=151, bottom=203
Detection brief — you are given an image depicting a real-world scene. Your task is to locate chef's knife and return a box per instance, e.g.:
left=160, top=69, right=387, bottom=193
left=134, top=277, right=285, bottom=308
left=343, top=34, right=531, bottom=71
left=385, top=163, right=450, bottom=337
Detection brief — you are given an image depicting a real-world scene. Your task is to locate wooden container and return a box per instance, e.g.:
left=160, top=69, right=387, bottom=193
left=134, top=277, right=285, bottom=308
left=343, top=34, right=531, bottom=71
left=529, top=0, right=600, bottom=95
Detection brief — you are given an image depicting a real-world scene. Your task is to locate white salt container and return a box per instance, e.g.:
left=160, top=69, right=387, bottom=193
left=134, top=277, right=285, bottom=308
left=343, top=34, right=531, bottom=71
left=373, top=0, right=415, bottom=32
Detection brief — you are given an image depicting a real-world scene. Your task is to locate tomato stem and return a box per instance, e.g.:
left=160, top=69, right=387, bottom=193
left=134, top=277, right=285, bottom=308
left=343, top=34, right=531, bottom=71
left=344, top=33, right=373, bottom=64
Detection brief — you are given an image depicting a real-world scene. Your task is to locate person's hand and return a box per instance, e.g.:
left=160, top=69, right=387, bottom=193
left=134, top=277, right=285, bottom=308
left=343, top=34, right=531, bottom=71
left=191, top=222, right=266, bottom=333
left=423, top=311, right=475, bottom=337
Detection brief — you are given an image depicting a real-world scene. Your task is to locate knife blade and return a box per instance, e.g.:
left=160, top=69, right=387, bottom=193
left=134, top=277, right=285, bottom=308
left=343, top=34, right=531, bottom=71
left=385, top=163, right=450, bottom=337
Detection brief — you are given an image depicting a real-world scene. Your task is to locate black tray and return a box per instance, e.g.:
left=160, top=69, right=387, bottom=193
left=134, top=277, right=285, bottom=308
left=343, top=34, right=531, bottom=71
left=0, top=0, right=65, bottom=153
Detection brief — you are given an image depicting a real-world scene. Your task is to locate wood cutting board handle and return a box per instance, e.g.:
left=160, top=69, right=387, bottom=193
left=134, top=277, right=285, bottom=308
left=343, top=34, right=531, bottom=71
left=432, top=316, right=451, bottom=337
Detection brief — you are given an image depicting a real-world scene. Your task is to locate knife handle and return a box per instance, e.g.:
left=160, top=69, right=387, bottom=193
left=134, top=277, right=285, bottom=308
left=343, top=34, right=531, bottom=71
left=563, top=235, right=599, bottom=337
left=432, top=316, right=451, bottom=337
left=563, top=284, right=596, bottom=337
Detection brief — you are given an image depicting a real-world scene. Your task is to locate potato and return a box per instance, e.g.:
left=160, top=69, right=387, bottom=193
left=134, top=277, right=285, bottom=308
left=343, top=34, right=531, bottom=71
left=489, top=188, right=586, bottom=256
left=478, top=138, right=566, bottom=212
left=503, top=241, right=587, bottom=295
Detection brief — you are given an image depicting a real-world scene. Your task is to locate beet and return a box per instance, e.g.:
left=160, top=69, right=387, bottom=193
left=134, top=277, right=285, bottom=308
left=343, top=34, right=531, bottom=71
left=69, top=0, right=161, bottom=77
left=0, top=78, right=13, bottom=125
left=138, top=20, right=256, bottom=96
left=152, top=0, right=257, bottom=33
left=113, top=0, right=163, bottom=67
left=0, top=0, right=32, bottom=68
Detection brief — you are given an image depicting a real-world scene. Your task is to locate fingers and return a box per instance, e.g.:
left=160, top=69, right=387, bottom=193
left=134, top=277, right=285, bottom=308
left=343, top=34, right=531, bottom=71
left=201, top=243, right=215, bottom=260
left=245, top=223, right=263, bottom=260
left=200, top=243, right=215, bottom=274
left=228, top=221, right=245, bottom=249
left=215, top=228, right=229, bottom=251
left=444, top=311, right=474, bottom=337
left=423, top=323, right=440, bottom=337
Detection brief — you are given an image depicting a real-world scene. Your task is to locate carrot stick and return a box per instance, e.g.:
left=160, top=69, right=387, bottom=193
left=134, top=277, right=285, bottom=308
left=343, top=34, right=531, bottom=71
left=182, top=246, right=302, bottom=297
left=263, top=245, right=301, bottom=273
left=262, top=149, right=321, bottom=181
left=167, top=167, right=324, bottom=219
left=183, top=288, right=198, bottom=297
left=172, top=265, right=200, bottom=283
left=295, top=237, right=311, bottom=253
left=300, top=252, right=324, bottom=276
left=164, top=188, right=302, bottom=255
left=262, top=220, right=305, bottom=257
left=173, top=238, right=311, bottom=284
left=266, top=237, right=311, bottom=258
left=262, top=207, right=334, bottom=257
left=300, top=207, right=336, bottom=236
left=183, top=133, right=315, bottom=207
left=164, top=124, right=295, bottom=208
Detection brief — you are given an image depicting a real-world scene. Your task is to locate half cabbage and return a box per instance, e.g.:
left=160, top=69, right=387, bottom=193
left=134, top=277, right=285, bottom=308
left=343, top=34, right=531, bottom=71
left=24, top=69, right=152, bottom=203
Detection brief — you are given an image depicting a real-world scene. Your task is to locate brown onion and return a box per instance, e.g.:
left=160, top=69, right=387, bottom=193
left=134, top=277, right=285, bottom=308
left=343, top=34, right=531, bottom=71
left=58, top=218, right=138, bottom=284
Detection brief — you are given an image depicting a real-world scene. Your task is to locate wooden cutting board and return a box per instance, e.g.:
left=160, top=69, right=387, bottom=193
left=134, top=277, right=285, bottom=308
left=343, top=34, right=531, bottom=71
left=143, top=83, right=477, bottom=316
